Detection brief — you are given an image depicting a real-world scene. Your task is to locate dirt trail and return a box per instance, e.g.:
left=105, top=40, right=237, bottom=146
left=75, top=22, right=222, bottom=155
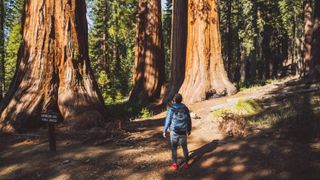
left=1, top=77, right=320, bottom=180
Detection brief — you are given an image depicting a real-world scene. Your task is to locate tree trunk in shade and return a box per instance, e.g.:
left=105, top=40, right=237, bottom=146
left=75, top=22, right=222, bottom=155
left=310, top=0, right=320, bottom=79
left=0, top=0, right=106, bottom=132
left=304, top=0, right=313, bottom=75
left=163, top=0, right=188, bottom=103
left=179, top=0, right=236, bottom=104
left=129, top=0, right=165, bottom=103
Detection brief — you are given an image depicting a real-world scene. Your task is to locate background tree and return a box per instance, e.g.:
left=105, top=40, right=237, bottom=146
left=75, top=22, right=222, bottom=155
left=180, top=0, right=236, bottom=104
left=89, top=0, right=136, bottom=103
left=162, top=0, right=172, bottom=81
left=164, top=0, right=187, bottom=103
left=219, top=0, right=305, bottom=87
left=3, top=0, right=23, bottom=93
left=129, top=0, right=165, bottom=103
left=0, top=0, right=105, bottom=132
left=4, top=24, right=21, bottom=93
left=310, top=0, right=320, bottom=79
left=304, top=0, right=313, bottom=75
left=0, top=0, right=5, bottom=100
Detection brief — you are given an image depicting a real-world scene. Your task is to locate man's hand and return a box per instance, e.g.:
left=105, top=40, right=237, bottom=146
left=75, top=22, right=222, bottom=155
left=163, top=132, right=166, bottom=138
left=187, top=131, right=191, bottom=136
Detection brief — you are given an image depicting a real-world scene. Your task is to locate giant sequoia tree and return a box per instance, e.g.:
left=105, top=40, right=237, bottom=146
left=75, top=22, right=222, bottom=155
left=0, top=0, right=105, bottom=132
left=164, top=0, right=188, bottom=103
left=129, top=0, right=164, bottom=103
left=179, top=0, right=236, bottom=104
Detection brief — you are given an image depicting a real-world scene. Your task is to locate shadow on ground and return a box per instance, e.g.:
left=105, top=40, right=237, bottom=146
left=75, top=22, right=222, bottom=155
left=1, top=79, right=320, bottom=179
left=163, top=79, right=320, bottom=179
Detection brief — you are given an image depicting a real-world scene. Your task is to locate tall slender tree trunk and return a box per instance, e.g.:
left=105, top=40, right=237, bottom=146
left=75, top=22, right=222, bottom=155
left=303, top=0, right=312, bottom=75
left=262, top=24, right=272, bottom=80
left=102, top=0, right=109, bottom=74
left=0, top=0, right=105, bottom=132
left=0, top=0, right=5, bottom=101
left=163, top=0, right=188, bottom=103
left=310, top=0, right=320, bottom=79
left=234, top=0, right=241, bottom=83
left=251, top=2, right=259, bottom=83
left=226, top=0, right=232, bottom=75
left=292, top=12, right=297, bottom=75
left=129, top=0, right=164, bottom=103
left=240, top=46, right=246, bottom=82
left=180, top=0, right=236, bottom=104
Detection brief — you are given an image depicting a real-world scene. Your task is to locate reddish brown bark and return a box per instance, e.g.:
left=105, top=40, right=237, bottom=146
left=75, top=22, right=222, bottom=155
left=129, top=0, right=164, bottom=103
left=0, top=0, right=105, bottom=132
left=179, top=0, right=236, bottom=104
left=163, top=0, right=188, bottom=103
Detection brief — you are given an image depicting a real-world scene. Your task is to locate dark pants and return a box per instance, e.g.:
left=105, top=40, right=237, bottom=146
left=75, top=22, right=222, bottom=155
left=170, top=131, right=189, bottom=164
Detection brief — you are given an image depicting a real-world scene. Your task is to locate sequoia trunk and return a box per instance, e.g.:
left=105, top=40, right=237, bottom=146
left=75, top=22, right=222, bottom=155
left=129, top=0, right=164, bottom=103
left=179, top=0, right=236, bottom=104
left=164, top=0, right=188, bottom=103
left=0, top=0, right=105, bottom=132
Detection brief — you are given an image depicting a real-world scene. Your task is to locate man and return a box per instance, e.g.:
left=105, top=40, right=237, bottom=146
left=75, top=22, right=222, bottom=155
left=163, top=93, right=192, bottom=170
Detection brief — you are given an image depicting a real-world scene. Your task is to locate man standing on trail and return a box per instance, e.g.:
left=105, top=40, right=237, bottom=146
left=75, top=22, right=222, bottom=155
left=163, top=93, right=192, bottom=170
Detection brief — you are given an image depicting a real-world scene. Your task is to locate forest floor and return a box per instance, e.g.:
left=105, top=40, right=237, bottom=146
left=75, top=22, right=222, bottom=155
left=1, top=76, right=320, bottom=180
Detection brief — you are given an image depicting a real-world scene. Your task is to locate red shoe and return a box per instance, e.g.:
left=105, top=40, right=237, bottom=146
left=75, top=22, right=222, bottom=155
left=171, top=163, right=178, bottom=170
left=183, top=163, right=190, bottom=169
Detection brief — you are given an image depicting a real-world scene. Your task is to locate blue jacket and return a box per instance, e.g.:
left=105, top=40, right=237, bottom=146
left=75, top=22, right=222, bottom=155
left=163, top=103, right=192, bottom=133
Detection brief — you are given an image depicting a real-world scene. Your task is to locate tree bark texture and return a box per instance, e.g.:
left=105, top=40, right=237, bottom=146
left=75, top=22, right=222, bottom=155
left=0, top=0, right=5, bottom=100
left=250, top=2, right=259, bottom=83
left=311, top=0, right=320, bottom=78
left=163, top=0, right=188, bottom=103
left=180, top=0, right=236, bottom=104
left=0, top=0, right=105, bottom=132
left=130, top=0, right=164, bottom=103
left=262, top=24, right=272, bottom=80
left=304, top=0, right=312, bottom=75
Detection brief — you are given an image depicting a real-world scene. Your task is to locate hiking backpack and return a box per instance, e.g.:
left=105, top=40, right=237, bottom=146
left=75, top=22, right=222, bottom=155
left=171, top=107, right=189, bottom=132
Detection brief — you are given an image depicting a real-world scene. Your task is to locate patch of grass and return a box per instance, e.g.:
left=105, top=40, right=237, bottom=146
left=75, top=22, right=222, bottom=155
left=238, top=78, right=283, bottom=91
left=213, top=87, right=320, bottom=140
left=212, top=99, right=264, bottom=131
left=212, top=99, right=263, bottom=118
left=238, top=80, right=265, bottom=91
left=239, top=84, right=263, bottom=91
left=265, top=78, right=282, bottom=84
left=248, top=103, right=297, bottom=127
left=234, top=99, right=263, bottom=115
left=211, top=109, right=233, bottom=118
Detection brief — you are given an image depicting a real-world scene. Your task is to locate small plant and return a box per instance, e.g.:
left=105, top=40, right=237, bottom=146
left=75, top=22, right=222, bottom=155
left=139, top=107, right=153, bottom=118
left=234, top=99, right=263, bottom=115
left=212, top=99, right=262, bottom=118
left=212, top=99, right=262, bottom=137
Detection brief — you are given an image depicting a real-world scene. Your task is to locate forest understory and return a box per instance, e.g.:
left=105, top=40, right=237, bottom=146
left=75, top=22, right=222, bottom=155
left=1, top=77, right=319, bottom=180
